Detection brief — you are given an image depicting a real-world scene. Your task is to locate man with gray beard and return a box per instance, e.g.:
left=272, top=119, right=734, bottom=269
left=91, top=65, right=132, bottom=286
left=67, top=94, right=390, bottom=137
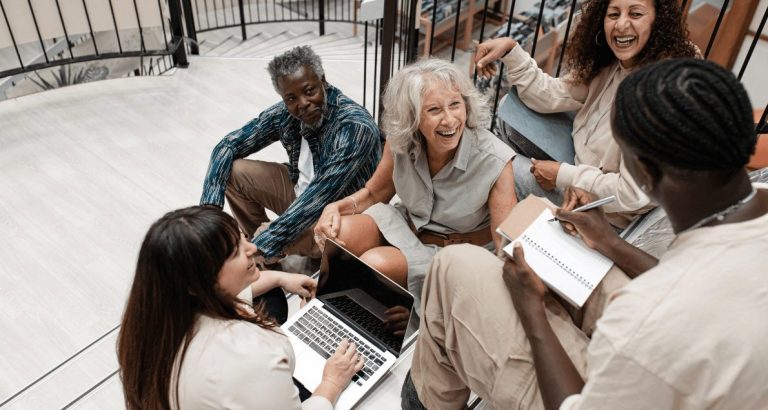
left=201, top=46, right=381, bottom=267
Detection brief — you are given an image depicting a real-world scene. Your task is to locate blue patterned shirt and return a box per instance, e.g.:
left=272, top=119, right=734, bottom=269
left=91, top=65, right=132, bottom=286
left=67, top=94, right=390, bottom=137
left=200, top=85, right=381, bottom=257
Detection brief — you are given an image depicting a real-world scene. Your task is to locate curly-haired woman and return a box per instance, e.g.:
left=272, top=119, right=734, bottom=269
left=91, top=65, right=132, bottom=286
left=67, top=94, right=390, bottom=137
left=476, top=0, right=698, bottom=228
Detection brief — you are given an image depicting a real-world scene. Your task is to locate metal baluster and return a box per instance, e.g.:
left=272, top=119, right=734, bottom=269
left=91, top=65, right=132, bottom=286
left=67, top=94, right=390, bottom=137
left=182, top=0, right=198, bottom=54
left=373, top=19, right=379, bottom=120
left=273, top=0, right=277, bottom=21
left=450, top=0, right=462, bottom=61
left=555, top=0, right=577, bottom=77
left=490, top=0, right=518, bottom=133
left=212, top=0, right=219, bottom=27
left=203, top=0, right=211, bottom=29
left=319, top=0, right=325, bottom=34
left=737, top=3, right=767, bottom=81
left=406, top=0, right=417, bottom=62
left=472, top=0, right=490, bottom=83
left=704, top=0, right=729, bottom=59
left=27, top=0, right=50, bottom=64
left=168, top=0, right=190, bottom=66
left=255, top=0, right=261, bottom=22
left=758, top=105, right=768, bottom=134
left=0, top=0, right=24, bottom=68
left=53, top=0, right=74, bottom=59
left=231, top=0, right=237, bottom=25
left=247, top=0, right=253, bottom=23
left=398, top=0, right=404, bottom=69
left=428, top=0, right=438, bottom=55
left=107, top=0, right=123, bottom=53
left=239, top=0, right=246, bottom=39
left=680, top=0, right=689, bottom=15
left=363, top=21, right=368, bottom=107
left=81, top=0, right=99, bottom=55
left=193, top=0, right=202, bottom=31
left=529, top=0, right=545, bottom=59
left=131, top=0, right=146, bottom=52
left=157, top=0, right=169, bottom=51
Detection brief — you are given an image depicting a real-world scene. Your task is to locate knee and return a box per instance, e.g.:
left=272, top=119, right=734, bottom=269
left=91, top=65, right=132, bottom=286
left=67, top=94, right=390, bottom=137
left=336, top=215, right=381, bottom=251
left=429, top=245, right=497, bottom=285
left=360, top=247, right=407, bottom=273
left=228, top=159, right=250, bottom=187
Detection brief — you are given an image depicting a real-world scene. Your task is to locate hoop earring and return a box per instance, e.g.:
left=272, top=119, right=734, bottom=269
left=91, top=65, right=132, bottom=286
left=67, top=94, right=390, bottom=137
left=595, top=31, right=604, bottom=46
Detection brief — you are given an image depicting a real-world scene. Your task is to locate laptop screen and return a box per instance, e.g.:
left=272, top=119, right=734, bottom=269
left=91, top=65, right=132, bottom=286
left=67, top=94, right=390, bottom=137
left=316, top=240, right=416, bottom=355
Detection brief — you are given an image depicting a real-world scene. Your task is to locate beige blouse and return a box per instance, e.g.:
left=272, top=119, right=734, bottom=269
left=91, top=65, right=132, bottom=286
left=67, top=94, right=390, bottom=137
left=392, top=126, right=514, bottom=234
left=502, top=45, right=651, bottom=228
left=563, top=184, right=768, bottom=409
left=169, top=287, right=332, bottom=410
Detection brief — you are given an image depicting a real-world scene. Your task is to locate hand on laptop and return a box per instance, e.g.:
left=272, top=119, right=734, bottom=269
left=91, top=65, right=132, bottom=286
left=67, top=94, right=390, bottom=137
left=278, top=272, right=317, bottom=300
left=314, top=339, right=365, bottom=404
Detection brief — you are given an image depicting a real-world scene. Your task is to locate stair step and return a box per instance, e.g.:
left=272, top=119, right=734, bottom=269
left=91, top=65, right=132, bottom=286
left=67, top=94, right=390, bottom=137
left=206, top=36, right=242, bottom=55
left=220, top=32, right=271, bottom=57
left=223, top=31, right=297, bottom=57
left=252, top=32, right=319, bottom=57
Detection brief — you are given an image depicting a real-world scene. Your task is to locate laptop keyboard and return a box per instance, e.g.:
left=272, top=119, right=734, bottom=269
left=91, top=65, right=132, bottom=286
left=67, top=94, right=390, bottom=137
left=325, top=295, right=403, bottom=352
left=288, top=306, right=386, bottom=386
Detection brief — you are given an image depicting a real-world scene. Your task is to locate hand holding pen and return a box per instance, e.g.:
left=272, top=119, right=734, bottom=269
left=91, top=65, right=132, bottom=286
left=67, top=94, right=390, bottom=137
left=548, top=195, right=616, bottom=222
left=553, top=188, right=620, bottom=252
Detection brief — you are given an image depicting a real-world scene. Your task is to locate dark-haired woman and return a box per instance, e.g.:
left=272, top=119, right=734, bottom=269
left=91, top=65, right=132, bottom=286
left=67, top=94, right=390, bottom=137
left=117, top=206, right=363, bottom=409
left=403, top=59, right=768, bottom=409
left=476, top=0, right=698, bottom=228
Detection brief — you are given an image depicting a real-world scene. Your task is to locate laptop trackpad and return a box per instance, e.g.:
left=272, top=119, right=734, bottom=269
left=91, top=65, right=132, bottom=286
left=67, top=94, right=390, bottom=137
left=295, top=349, right=325, bottom=391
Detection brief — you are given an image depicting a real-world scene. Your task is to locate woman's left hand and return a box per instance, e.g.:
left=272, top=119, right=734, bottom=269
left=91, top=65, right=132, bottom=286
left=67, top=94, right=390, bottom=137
left=502, top=243, right=547, bottom=319
left=277, top=272, right=317, bottom=299
left=530, top=158, right=561, bottom=191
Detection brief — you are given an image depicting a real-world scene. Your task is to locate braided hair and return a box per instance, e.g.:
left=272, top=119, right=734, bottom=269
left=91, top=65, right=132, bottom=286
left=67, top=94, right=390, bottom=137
left=613, top=58, right=756, bottom=171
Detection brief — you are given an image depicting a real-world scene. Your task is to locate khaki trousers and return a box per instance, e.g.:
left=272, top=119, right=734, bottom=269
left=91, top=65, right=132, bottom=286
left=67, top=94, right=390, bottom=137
left=411, top=244, right=629, bottom=409
left=225, top=159, right=319, bottom=257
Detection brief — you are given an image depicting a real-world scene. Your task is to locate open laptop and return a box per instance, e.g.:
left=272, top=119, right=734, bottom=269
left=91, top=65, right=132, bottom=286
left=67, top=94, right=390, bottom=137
left=281, top=239, right=418, bottom=409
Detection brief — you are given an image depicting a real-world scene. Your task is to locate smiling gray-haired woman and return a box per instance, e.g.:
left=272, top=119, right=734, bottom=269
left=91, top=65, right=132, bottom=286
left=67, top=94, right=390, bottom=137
left=314, top=58, right=516, bottom=307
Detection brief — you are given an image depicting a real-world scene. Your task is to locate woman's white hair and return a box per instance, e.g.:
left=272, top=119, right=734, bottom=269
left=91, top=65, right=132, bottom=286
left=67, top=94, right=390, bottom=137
left=381, top=58, right=491, bottom=156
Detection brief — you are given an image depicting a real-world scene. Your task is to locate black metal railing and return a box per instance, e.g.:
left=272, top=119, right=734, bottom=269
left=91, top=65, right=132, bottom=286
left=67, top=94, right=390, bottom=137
left=0, top=0, right=187, bottom=82
left=384, top=0, right=767, bottom=134
left=183, top=0, right=362, bottom=47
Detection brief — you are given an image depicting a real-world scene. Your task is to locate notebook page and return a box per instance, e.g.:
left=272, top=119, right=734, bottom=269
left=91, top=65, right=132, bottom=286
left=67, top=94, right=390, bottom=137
left=503, top=209, right=613, bottom=306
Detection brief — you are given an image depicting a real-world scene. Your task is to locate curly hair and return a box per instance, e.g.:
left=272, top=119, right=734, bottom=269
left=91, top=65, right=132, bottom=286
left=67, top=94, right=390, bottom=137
left=267, top=45, right=325, bottom=92
left=563, top=0, right=697, bottom=85
left=382, top=58, right=490, bottom=156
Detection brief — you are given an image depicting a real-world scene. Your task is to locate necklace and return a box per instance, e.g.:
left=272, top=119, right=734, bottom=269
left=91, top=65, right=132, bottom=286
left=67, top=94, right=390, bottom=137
left=679, top=187, right=758, bottom=234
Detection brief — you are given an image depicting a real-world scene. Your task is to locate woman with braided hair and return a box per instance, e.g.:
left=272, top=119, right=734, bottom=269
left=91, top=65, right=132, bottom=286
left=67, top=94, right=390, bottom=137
left=475, top=0, right=698, bottom=228
left=403, top=58, right=768, bottom=409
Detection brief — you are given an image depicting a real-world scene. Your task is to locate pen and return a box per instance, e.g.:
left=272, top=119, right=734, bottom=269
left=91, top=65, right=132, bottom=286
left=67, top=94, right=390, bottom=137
left=548, top=195, right=616, bottom=222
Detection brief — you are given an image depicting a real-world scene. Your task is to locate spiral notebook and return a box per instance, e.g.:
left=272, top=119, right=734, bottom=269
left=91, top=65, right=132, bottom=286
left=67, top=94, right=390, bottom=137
left=500, top=202, right=613, bottom=307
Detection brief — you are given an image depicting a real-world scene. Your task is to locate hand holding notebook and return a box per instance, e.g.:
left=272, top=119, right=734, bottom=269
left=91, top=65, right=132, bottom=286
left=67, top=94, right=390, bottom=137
left=497, top=196, right=614, bottom=307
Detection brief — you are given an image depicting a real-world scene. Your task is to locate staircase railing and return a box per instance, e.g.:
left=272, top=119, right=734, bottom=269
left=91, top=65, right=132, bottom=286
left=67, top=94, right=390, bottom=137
left=0, top=0, right=188, bottom=81
left=182, top=0, right=364, bottom=52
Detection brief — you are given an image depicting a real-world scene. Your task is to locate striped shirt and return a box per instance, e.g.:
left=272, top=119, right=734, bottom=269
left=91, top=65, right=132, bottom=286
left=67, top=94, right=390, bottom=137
left=200, top=85, right=381, bottom=257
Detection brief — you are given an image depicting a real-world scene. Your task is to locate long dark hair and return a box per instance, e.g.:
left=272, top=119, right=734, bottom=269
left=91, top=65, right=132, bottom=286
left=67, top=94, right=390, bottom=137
left=117, top=206, right=276, bottom=410
left=564, top=0, right=697, bottom=85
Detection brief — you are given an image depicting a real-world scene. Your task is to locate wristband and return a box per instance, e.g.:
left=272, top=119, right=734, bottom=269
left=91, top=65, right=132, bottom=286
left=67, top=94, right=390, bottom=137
left=347, top=195, right=358, bottom=215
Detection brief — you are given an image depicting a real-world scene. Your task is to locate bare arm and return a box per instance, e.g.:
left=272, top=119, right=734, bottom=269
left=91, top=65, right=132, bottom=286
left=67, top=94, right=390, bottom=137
left=315, top=142, right=396, bottom=241
left=488, top=161, right=517, bottom=249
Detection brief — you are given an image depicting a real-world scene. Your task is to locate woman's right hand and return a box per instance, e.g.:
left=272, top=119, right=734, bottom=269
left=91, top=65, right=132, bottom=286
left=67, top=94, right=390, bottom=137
left=555, top=187, right=621, bottom=254
left=314, top=203, right=345, bottom=252
left=321, top=339, right=365, bottom=393
left=474, top=37, right=518, bottom=78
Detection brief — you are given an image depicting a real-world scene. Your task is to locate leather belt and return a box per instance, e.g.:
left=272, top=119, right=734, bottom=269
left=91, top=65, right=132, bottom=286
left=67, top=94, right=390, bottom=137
left=416, top=227, right=493, bottom=247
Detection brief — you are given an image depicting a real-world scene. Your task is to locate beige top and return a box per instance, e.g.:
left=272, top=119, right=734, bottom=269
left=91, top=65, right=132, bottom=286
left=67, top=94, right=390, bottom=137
left=562, top=184, right=768, bottom=409
left=170, top=287, right=332, bottom=410
left=393, top=126, right=514, bottom=233
left=502, top=45, right=650, bottom=228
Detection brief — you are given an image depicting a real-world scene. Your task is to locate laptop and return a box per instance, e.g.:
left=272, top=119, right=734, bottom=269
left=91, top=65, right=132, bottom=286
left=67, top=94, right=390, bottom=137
left=281, top=239, right=418, bottom=409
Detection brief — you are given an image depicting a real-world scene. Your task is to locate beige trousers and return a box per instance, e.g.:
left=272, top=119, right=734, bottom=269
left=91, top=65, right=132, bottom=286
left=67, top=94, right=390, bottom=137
left=225, top=159, right=319, bottom=257
left=411, top=244, right=629, bottom=409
